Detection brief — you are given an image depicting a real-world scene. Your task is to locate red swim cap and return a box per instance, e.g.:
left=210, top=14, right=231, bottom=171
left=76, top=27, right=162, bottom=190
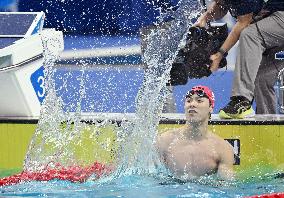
left=186, top=85, right=215, bottom=108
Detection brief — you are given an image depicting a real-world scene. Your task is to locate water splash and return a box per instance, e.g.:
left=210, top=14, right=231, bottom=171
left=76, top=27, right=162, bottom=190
left=24, top=29, right=118, bottom=173
left=106, top=0, right=202, bottom=179
left=23, top=30, right=96, bottom=171
left=24, top=0, right=202, bottom=181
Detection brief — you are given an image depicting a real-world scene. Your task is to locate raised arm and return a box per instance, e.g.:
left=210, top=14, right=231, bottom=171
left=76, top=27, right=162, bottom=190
left=210, top=13, right=254, bottom=72
left=219, top=13, right=253, bottom=55
left=195, top=0, right=228, bottom=27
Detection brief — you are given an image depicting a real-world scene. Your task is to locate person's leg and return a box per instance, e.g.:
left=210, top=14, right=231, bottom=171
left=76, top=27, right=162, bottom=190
left=232, top=11, right=284, bottom=101
left=220, top=11, right=284, bottom=118
left=254, top=48, right=284, bottom=114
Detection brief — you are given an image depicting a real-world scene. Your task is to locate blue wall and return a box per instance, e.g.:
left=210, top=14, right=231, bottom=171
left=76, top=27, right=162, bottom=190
left=54, top=68, right=234, bottom=114
left=0, top=0, right=17, bottom=11
left=15, top=0, right=239, bottom=113
left=18, top=0, right=180, bottom=34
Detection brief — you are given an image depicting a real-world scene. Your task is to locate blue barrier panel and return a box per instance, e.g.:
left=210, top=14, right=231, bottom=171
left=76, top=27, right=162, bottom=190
left=18, top=0, right=122, bottom=34
left=0, top=0, right=16, bottom=8
left=0, top=0, right=15, bottom=7
left=54, top=68, right=234, bottom=113
left=18, top=0, right=179, bottom=34
left=0, top=0, right=17, bottom=11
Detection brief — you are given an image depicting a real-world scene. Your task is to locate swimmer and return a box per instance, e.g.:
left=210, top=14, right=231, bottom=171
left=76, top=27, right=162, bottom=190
left=157, top=85, right=235, bottom=181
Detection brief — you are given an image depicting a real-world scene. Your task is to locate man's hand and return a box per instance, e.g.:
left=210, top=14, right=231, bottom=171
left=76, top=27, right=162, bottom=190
left=193, top=17, right=207, bottom=27
left=193, top=0, right=228, bottom=28
left=210, top=52, right=223, bottom=72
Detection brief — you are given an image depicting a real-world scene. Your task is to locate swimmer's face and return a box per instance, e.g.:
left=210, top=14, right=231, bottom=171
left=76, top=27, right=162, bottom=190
left=184, top=94, right=213, bottom=122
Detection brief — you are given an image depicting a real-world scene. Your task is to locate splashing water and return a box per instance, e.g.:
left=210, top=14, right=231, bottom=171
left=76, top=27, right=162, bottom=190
left=23, top=0, right=202, bottom=181
left=24, top=29, right=69, bottom=171
left=107, top=0, right=202, bottom=179
left=23, top=30, right=95, bottom=171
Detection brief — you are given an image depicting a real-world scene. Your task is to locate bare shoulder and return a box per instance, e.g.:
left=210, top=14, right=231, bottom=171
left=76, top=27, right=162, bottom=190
left=157, top=128, right=178, bottom=143
left=157, top=127, right=183, bottom=150
left=210, top=133, right=235, bottom=180
left=210, top=133, right=233, bottom=153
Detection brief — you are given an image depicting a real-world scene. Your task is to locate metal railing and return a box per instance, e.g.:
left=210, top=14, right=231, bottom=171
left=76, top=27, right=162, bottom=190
left=275, top=51, right=284, bottom=114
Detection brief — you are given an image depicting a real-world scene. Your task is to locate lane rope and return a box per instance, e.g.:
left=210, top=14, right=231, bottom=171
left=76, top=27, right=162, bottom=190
left=0, top=161, right=111, bottom=186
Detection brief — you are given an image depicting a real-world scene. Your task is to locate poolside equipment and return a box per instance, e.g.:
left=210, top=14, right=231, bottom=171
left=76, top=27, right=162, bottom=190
left=140, top=22, right=228, bottom=86
left=0, top=12, right=63, bottom=117
left=170, top=23, right=228, bottom=83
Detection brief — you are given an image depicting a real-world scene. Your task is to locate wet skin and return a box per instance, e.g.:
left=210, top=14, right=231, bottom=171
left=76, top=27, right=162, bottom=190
left=157, top=94, right=235, bottom=181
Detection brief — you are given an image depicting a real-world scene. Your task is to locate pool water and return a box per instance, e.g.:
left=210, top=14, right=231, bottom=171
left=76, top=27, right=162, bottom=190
left=1, top=174, right=284, bottom=197
left=3, top=1, right=282, bottom=198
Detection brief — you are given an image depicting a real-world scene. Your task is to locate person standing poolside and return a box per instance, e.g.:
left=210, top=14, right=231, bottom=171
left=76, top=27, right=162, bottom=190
left=195, top=0, right=284, bottom=118
left=156, top=85, right=235, bottom=181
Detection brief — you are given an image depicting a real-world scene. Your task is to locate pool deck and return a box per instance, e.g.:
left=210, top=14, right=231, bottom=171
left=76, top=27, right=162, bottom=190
left=1, top=113, right=284, bottom=125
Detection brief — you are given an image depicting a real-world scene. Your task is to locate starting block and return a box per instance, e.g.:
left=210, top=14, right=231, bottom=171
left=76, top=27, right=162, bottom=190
left=0, top=12, right=63, bottom=117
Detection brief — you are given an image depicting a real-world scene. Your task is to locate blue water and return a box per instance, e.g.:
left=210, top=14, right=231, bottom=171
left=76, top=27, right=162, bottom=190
left=1, top=175, right=284, bottom=197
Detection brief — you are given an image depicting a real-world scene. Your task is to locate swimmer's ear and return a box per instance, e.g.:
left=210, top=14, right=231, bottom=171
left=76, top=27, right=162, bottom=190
left=209, top=104, right=213, bottom=114
left=208, top=105, right=213, bottom=119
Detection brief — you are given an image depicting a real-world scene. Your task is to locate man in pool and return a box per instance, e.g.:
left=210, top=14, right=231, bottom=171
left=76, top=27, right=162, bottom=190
left=156, top=85, right=235, bottom=181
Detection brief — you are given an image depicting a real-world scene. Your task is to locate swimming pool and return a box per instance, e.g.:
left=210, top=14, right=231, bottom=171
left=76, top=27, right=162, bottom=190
left=1, top=2, right=283, bottom=198
left=1, top=173, right=284, bottom=197
left=1, top=114, right=284, bottom=198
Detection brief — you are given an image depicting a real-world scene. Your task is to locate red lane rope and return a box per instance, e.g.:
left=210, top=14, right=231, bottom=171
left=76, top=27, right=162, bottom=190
left=245, top=193, right=284, bottom=198
left=2, top=165, right=284, bottom=198
left=0, top=162, right=111, bottom=186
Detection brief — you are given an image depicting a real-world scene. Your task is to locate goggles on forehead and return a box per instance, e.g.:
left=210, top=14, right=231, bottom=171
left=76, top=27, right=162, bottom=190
left=186, top=89, right=209, bottom=99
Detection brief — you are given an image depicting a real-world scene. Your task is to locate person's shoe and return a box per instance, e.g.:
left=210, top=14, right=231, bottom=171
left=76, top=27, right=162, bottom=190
left=219, top=96, right=255, bottom=119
